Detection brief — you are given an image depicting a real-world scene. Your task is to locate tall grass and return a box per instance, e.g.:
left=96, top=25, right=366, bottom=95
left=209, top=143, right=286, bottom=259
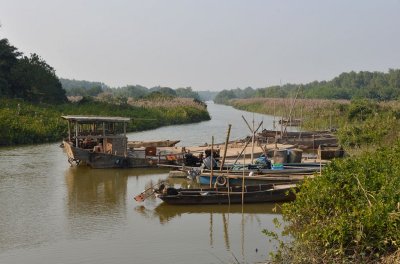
left=0, top=98, right=210, bottom=146
left=228, top=98, right=349, bottom=131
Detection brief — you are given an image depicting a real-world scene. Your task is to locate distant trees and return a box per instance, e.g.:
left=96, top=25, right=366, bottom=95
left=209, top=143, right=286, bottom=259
left=175, top=87, right=201, bottom=100
left=215, top=70, right=400, bottom=102
left=61, top=79, right=204, bottom=102
left=197, top=90, right=219, bottom=101
left=0, top=38, right=67, bottom=104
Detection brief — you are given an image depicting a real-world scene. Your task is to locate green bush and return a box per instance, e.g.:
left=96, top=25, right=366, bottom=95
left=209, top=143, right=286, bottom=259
left=0, top=98, right=210, bottom=146
left=268, top=144, right=400, bottom=263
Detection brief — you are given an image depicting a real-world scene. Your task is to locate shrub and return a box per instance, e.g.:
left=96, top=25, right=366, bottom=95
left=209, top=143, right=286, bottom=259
left=268, top=143, right=400, bottom=263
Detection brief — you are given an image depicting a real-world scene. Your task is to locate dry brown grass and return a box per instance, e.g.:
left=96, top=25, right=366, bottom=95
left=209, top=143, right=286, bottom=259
left=128, top=97, right=206, bottom=110
left=380, top=249, right=400, bottom=264
left=230, top=98, right=350, bottom=130
left=231, top=98, right=349, bottom=116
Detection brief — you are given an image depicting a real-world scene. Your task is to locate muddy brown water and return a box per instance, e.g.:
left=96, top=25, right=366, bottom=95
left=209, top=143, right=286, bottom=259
left=0, top=102, right=295, bottom=264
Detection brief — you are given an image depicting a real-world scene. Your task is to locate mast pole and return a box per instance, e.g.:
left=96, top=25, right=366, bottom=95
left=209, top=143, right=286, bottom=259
left=210, top=136, right=214, bottom=188
left=220, top=124, right=232, bottom=171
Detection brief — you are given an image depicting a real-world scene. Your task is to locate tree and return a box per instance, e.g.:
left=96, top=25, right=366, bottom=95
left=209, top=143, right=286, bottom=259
left=0, top=38, right=21, bottom=96
left=10, top=53, right=67, bottom=103
left=175, top=87, right=201, bottom=100
left=214, top=89, right=237, bottom=104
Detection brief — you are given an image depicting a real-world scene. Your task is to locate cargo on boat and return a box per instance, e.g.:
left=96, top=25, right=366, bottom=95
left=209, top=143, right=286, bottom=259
left=61, top=115, right=182, bottom=168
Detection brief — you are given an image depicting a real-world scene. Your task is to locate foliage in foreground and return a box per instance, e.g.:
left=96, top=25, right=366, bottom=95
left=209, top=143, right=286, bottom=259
left=0, top=98, right=210, bottom=146
left=229, top=97, right=400, bottom=262
left=267, top=144, right=400, bottom=263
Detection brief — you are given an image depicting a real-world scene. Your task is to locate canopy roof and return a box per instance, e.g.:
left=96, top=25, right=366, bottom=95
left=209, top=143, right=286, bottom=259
left=61, top=115, right=131, bottom=123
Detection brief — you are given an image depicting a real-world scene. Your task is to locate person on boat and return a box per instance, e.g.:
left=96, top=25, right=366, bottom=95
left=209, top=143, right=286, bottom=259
left=184, top=150, right=201, bottom=166
left=254, top=154, right=272, bottom=169
left=202, top=149, right=219, bottom=169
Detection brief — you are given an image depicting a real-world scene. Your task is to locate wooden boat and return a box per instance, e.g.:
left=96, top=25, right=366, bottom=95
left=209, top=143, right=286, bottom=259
left=257, top=135, right=338, bottom=150
left=258, top=129, right=334, bottom=139
left=127, top=140, right=180, bottom=148
left=194, top=162, right=320, bottom=185
left=155, top=183, right=297, bottom=205
left=318, top=144, right=345, bottom=160
left=279, top=118, right=302, bottom=126
left=61, top=115, right=183, bottom=168
left=196, top=171, right=314, bottom=186
left=256, top=129, right=338, bottom=150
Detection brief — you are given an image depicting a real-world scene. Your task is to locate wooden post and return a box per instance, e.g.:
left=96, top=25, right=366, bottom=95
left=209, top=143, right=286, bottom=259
left=229, top=121, right=263, bottom=169
left=124, top=122, right=127, bottom=157
left=242, top=148, right=246, bottom=206
left=242, top=115, right=262, bottom=165
left=220, top=124, right=232, bottom=171
left=210, top=136, right=214, bottom=188
left=251, top=115, right=255, bottom=164
left=313, top=134, right=315, bottom=155
left=75, top=121, right=78, bottom=147
left=67, top=121, right=70, bottom=142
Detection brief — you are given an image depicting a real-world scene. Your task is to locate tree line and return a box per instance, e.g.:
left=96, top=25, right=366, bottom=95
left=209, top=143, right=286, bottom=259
left=214, top=69, right=400, bottom=104
left=61, top=78, right=203, bottom=101
left=0, top=36, right=205, bottom=104
left=0, top=36, right=211, bottom=145
left=0, top=38, right=67, bottom=104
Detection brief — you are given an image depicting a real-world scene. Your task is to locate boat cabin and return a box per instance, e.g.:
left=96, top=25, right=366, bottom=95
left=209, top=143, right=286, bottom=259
left=62, top=115, right=130, bottom=156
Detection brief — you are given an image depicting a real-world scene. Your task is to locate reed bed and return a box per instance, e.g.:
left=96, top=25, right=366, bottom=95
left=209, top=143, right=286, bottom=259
left=228, top=98, right=350, bottom=131
left=128, top=97, right=206, bottom=110
left=0, top=98, right=210, bottom=146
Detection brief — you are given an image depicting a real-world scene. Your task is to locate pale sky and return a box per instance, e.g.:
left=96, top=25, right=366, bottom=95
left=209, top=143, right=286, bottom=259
left=1, top=0, right=399, bottom=91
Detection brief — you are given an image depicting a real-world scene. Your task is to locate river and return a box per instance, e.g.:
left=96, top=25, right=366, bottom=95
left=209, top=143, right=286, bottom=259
left=0, top=102, right=289, bottom=264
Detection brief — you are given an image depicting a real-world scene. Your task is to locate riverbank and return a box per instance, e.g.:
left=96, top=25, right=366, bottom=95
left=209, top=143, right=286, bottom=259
left=216, top=98, right=400, bottom=263
left=224, top=98, right=348, bottom=131
left=0, top=101, right=281, bottom=264
left=0, top=98, right=210, bottom=146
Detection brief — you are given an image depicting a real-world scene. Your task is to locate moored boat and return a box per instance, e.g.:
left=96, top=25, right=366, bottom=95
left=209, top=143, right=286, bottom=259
left=256, top=129, right=338, bottom=150
left=61, top=115, right=182, bottom=168
left=154, top=183, right=297, bottom=205
left=127, top=140, right=180, bottom=148
left=318, top=144, right=345, bottom=160
left=196, top=171, right=313, bottom=186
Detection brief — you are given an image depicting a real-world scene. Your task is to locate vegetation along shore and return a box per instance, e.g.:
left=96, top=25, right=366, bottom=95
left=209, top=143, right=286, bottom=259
left=213, top=76, right=400, bottom=263
left=0, top=38, right=210, bottom=146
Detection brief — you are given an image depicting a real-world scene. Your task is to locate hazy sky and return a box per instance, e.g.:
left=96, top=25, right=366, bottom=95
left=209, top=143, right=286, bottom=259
left=1, top=0, right=399, bottom=91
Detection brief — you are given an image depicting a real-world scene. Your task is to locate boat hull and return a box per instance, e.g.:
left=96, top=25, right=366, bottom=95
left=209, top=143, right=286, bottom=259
left=197, top=174, right=305, bottom=186
left=157, top=184, right=296, bottom=205
left=63, top=141, right=152, bottom=168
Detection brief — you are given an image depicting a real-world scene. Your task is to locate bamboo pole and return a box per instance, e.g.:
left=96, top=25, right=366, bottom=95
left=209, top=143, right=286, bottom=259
left=75, top=121, right=78, bottom=147
left=209, top=213, right=213, bottom=247
left=229, top=121, right=263, bottom=169
left=210, top=136, right=214, bottom=188
left=242, top=115, right=263, bottom=165
left=242, top=148, right=246, bottom=206
left=220, top=124, right=232, bottom=171
left=251, top=114, right=255, bottom=164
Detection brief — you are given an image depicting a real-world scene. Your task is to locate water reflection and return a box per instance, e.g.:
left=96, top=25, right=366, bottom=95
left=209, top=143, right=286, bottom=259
left=64, top=167, right=168, bottom=237
left=135, top=202, right=282, bottom=262
left=140, top=203, right=281, bottom=224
